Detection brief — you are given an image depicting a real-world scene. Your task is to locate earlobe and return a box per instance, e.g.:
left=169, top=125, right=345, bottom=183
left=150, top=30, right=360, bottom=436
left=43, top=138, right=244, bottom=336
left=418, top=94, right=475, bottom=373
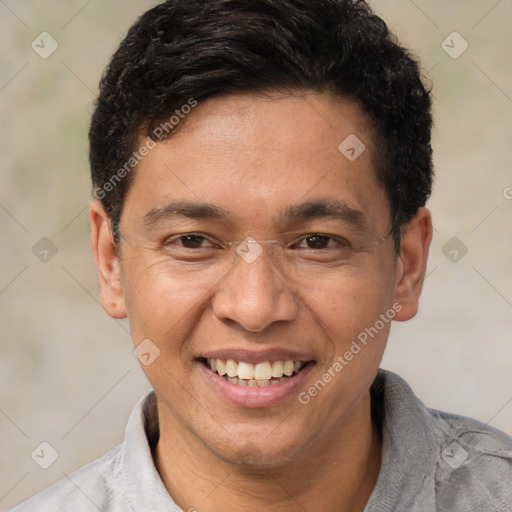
left=393, top=207, right=433, bottom=322
left=89, top=200, right=127, bottom=319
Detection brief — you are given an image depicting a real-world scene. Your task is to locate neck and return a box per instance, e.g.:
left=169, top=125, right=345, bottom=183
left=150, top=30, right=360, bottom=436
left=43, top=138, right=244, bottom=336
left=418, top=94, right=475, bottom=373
left=154, top=391, right=381, bottom=512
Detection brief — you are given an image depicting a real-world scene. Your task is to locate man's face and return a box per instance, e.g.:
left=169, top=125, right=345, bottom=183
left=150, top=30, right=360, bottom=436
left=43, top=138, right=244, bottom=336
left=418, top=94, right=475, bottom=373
left=103, top=92, right=411, bottom=465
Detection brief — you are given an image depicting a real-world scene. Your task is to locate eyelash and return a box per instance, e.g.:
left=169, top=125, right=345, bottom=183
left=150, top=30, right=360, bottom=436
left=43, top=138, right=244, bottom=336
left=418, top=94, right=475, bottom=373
left=164, top=233, right=350, bottom=250
left=165, top=234, right=220, bottom=250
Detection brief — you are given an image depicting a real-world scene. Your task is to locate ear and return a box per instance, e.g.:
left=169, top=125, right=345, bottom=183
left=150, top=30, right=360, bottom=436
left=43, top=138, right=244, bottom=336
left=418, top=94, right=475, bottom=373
left=89, top=199, right=127, bottom=319
left=393, top=207, right=433, bottom=322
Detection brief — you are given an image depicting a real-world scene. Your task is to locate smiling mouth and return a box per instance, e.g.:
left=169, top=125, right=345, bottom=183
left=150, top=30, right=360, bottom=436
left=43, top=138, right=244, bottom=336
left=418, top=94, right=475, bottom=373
left=201, top=358, right=310, bottom=387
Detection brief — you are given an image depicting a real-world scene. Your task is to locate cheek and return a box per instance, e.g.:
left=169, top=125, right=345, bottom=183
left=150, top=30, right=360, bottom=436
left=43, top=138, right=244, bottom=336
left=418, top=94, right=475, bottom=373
left=299, top=263, right=396, bottom=383
left=121, top=258, right=212, bottom=404
left=303, top=263, right=395, bottom=331
left=121, top=255, right=214, bottom=346
left=290, top=267, right=396, bottom=434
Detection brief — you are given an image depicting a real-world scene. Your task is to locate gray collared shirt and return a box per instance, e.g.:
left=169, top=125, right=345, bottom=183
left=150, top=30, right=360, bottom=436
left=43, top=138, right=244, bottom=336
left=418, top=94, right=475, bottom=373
left=11, top=369, right=512, bottom=511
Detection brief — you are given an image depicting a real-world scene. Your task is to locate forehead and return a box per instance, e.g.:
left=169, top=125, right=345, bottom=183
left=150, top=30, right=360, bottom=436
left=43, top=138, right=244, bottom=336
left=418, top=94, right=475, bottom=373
left=123, top=91, right=390, bottom=233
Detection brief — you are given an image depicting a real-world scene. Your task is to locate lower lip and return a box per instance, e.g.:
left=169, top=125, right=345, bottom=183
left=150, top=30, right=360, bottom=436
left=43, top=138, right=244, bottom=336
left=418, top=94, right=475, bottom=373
left=197, top=361, right=315, bottom=408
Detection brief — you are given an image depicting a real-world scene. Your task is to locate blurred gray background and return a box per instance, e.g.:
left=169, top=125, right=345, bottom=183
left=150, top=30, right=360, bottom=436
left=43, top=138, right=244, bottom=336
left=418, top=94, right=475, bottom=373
left=1, top=0, right=511, bottom=508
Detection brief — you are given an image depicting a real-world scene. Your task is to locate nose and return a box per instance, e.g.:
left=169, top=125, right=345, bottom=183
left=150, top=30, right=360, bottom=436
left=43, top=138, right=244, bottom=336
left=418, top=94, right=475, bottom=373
left=211, top=248, right=299, bottom=333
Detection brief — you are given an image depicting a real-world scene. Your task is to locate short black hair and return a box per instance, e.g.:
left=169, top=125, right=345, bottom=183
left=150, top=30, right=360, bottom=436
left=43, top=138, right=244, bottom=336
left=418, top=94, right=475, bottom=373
left=89, top=0, right=433, bottom=250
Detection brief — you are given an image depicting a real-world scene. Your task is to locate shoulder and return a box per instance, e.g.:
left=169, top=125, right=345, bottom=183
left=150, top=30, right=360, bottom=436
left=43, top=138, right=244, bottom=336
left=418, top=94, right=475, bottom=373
left=429, top=407, right=512, bottom=510
left=369, top=369, right=512, bottom=511
left=9, top=444, right=130, bottom=512
left=9, top=391, right=169, bottom=512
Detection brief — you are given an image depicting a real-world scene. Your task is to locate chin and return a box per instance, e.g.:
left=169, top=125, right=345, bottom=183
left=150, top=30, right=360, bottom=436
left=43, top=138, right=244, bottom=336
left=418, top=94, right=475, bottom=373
left=206, top=431, right=306, bottom=470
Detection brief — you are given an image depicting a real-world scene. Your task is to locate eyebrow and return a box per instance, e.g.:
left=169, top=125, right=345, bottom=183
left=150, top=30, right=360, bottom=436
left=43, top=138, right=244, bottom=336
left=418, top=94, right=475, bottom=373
left=142, top=199, right=368, bottom=230
left=280, top=199, right=368, bottom=230
left=143, top=200, right=229, bottom=228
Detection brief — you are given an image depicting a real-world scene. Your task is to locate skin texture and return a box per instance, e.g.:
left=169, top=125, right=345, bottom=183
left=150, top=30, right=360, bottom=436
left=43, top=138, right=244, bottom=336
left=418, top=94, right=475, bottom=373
left=90, top=91, right=432, bottom=512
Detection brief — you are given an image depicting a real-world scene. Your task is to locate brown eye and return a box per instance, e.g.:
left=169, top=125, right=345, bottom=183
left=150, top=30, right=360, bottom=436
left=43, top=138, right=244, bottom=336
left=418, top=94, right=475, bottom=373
left=294, top=234, right=343, bottom=250
left=176, top=235, right=208, bottom=248
left=303, top=235, right=331, bottom=249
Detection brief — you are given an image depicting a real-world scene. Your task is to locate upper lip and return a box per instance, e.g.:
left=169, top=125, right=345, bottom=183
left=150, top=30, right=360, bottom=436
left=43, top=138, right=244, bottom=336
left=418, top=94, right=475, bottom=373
left=199, top=348, right=315, bottom=364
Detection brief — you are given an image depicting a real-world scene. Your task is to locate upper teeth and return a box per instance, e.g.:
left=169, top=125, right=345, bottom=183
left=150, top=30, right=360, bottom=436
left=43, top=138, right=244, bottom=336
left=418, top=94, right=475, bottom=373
left=207, top=359, right=302, bottom=380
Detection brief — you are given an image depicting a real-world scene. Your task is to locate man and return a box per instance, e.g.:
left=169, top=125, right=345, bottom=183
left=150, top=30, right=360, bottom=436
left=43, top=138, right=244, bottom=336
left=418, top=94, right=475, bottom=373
left=12, top=0, right=512, bottom=510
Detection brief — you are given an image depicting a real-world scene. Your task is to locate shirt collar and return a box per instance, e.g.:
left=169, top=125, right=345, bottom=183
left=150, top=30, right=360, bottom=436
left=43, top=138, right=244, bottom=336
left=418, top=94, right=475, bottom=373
left=365, top=369, right=440, bottom=511
left=121, top=391, right=181, bottom=511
